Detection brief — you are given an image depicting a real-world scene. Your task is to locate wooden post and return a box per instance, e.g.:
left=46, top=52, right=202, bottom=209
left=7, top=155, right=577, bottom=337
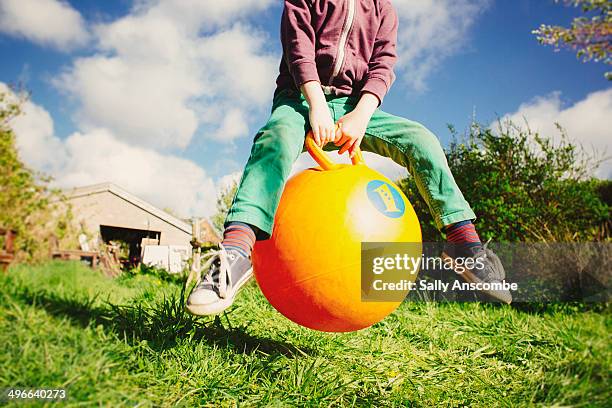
left=5, top=230, right=14, bottom=254
left=190, top=218, right=202, bottom=279
left=0, top=228, right=16, bottom=273
left=192, top=218, right=201, bottom=243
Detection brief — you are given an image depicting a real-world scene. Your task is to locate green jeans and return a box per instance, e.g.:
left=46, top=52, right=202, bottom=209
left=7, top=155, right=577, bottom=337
left=225, top=88, right=476, bottom=239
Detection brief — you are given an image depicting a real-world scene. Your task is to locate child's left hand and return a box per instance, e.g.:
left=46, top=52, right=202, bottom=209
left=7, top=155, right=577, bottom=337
left=334, top=109, right=370, bottom=158
left=334, top=92, right=379, bottom=158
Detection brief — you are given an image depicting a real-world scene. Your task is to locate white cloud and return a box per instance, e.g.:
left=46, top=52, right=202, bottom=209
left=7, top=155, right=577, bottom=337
left=56, top=52, right=201, bottom=149
left=134, top=0, right=275, bottom=31
left=54, top=2, right=278, bottom=149
left=291, top=151, right=408, bottom=182
left=3, top=83, right=219, bottom=217
left=393, top=0, right=490, bottom=92
left=2, top=83, right=66, bottom=173
left=0, top=0, right=89, bottom=50
left=498, top=89, right=612, bottom=178
left=59, top=129, right=217, bottom=216
left=216, top=171, right=242, bottom=191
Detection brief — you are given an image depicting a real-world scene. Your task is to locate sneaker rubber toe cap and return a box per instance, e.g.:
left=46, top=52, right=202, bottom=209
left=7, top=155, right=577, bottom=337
left=187, top=288, right=221, bottom=307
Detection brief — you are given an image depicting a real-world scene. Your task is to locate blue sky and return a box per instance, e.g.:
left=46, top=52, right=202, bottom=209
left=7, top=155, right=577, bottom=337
left=0, top=0, right=610, bottom=217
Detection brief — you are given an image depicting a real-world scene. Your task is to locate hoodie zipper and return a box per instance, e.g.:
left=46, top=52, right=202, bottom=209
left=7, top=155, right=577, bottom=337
left=323, top=0, right=355, bottom=94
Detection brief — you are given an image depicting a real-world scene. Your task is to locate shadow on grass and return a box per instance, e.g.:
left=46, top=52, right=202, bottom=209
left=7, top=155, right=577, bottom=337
left=429, top=299, right=609, bottom=316
left=10, top=286, right=314, bottom=358
left=509, top=301, right=609, bottom=315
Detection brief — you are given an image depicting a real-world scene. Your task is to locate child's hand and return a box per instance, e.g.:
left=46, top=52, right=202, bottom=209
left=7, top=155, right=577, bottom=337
left=309, top=104, right=336, bottom=147
left=334, top=92, right=379, bottom=157
left=300, top=81, right=335, bottom=147
left=334, top=109, right=370, bottom=158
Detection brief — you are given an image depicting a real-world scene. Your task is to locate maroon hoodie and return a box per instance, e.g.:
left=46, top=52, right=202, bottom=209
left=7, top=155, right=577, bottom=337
left=276, top=0, right=398, bottom=105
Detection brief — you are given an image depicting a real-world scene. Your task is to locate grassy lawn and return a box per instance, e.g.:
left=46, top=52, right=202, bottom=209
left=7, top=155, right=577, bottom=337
left=0, top=261, right=609, bottom=407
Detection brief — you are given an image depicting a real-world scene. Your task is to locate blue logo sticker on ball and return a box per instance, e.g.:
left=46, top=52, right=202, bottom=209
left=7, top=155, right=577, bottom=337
left=366, top=180, right=405, bottom=218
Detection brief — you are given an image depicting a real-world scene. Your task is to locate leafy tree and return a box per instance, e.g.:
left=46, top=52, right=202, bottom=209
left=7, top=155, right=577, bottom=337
left=398, top=120, right=610, bottom=243
left=533, top=0, right=611, bottom=79
left=211, top=180, right=238, bottom=233
left=0, top=90, right=77, bottom=261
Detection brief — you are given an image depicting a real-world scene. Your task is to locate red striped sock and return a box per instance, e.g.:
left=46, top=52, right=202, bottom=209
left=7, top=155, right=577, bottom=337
left=222, top=222, right=256, bottom=258
left=445, top=220, right=481, bottom=247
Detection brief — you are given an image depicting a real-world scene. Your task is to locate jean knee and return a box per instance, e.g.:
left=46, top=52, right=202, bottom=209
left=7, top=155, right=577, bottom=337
left=254, top=126, right=302, bottom=169
left=401, top=122, right=444, bottom=157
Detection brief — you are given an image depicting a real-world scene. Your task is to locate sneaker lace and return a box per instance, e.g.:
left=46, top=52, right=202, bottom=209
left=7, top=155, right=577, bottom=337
left=483, top=237, right=492, bottom=249
left=185, top=244, right=232, bottom=299
left=473, top=238, right=493, bottom=259
left=473, top=238, right=506, bottom=281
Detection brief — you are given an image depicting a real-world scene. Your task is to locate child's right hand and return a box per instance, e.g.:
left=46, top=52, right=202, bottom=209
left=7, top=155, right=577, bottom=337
left=308, top=105, right=336, bottom=147
left=300, top=80, right=335, bottom=147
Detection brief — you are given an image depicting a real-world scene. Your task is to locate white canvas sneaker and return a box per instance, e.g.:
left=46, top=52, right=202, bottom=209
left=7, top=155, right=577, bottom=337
left=185, top=245, right=253, bottom=316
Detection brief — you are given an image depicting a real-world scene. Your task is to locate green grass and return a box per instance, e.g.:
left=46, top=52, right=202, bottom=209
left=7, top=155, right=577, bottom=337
left=0, top=262, right=609, bottom=407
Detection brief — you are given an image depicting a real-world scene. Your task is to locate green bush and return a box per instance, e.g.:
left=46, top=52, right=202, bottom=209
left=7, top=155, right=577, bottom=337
left=0, top=90, right=77, bottom=261
left=398, top=120, right=610, bottom=242
left=123, top=263, right=187, bottom=286
left=211, top=180, right=238, bottom=233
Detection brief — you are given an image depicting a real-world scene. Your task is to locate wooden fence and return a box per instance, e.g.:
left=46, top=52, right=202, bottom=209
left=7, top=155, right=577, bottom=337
left=0, top=228, right=16, bottom=272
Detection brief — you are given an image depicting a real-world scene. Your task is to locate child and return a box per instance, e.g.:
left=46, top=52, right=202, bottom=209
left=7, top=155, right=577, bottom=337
left=186, top=0, right=511, bottom=315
